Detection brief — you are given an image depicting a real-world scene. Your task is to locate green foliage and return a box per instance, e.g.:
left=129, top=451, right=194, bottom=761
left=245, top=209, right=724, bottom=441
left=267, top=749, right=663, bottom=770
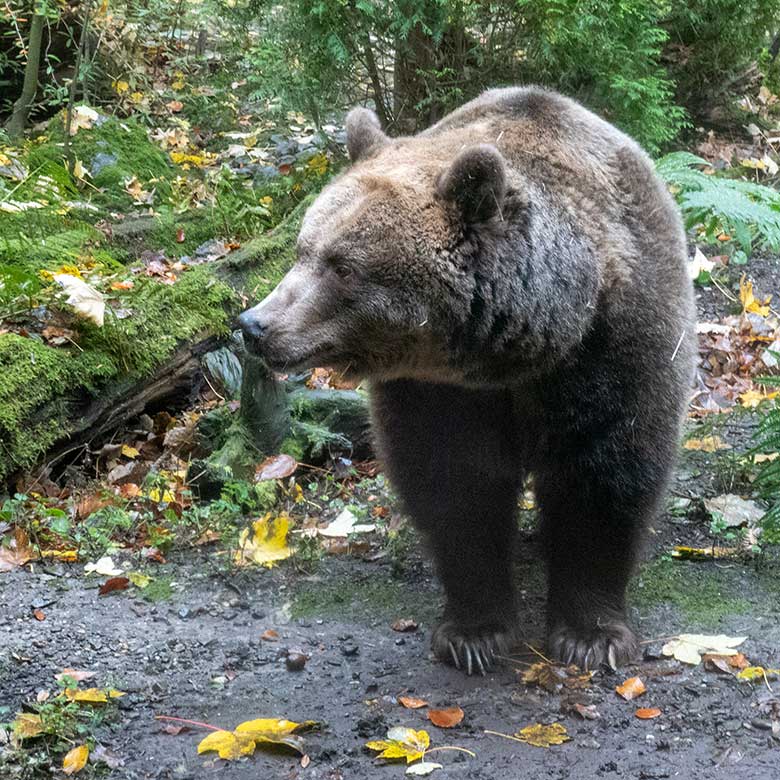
left=655, top=152, right=780, bottom=255
left=666, top=0, right=780, bottom=107
left=752, top=395, right=780, bottom=545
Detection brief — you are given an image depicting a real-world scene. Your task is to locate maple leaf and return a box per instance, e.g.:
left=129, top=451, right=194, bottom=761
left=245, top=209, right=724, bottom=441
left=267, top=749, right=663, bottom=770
left=63, top=687, right=125, bottom=704
left=366, top=727, right=430, bottom=763
left=198, top=730, right=256, bottom=760
left=63, top=744, right=89, bottom=775
left=234, top=513, right=293, bottom=567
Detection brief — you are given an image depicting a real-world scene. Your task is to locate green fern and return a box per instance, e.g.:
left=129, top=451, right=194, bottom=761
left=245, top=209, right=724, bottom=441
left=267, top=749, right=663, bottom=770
left=655, top=152, right=780, bottom=255
left=752, top=400, right=780, bottom=544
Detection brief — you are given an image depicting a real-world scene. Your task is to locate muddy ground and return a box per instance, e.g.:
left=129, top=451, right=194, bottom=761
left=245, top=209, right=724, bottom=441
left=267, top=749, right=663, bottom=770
left=2, top=256, right=780, bottom=780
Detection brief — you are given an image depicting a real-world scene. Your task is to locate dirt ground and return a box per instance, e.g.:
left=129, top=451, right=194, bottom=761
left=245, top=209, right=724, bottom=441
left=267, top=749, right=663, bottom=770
left=2, top=257, right=780, bottom=779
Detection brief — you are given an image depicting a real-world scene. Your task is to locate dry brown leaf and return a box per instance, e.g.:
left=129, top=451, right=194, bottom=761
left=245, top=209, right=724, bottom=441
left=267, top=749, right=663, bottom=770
left=391, top=618, right=419, bottom=633
left=427, top=706, right=464, bottom=728
left=0, top=527, right=35, bottom=572
left=99, top=576, right=130, bottom=596
left=255, top=454, right=297, bottom=481
left=398, top=696, right=428, bottom=710
left=261, top=629, right=280, bottom=642
left=635, top=707, right=662, bottom=720
left=615, top=676, right=646, bottom=701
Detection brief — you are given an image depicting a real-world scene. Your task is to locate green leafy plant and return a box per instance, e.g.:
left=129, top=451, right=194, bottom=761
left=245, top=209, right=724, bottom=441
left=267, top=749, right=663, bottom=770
left=656, top=152, right=780, bottom=256
left=752, top=377, right=780, bottom=545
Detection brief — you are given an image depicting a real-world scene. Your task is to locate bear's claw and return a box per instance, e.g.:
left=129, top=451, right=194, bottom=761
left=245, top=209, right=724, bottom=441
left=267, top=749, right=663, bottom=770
left=547, top=619, right=637, bottom=671
left=432, top=620, right=515, bottom=675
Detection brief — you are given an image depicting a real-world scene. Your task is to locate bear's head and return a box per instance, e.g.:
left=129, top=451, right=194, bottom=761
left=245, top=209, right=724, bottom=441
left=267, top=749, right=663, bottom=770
left=239, top=107, right=513, bottom=381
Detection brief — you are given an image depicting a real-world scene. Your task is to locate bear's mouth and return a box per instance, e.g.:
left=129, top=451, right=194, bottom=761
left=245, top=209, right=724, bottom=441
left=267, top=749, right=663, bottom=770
left=247, top=339, right=337, bottom=373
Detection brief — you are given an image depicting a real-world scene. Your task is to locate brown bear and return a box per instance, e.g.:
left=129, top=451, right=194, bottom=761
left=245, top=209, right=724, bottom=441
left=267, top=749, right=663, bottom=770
left=238, top=86, right=696, bottom=675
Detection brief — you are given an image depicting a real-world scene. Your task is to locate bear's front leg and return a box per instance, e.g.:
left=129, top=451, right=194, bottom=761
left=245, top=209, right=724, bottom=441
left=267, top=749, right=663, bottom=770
left=536, top=458, right=660, bottom=670
left=425, top=477, right=521, bottom=675
left=371, top=379, right=522, bottom=675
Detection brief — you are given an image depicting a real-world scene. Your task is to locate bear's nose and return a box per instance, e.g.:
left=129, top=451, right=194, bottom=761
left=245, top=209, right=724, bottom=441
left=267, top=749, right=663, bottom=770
left=237, top=310, right=267, bottom=342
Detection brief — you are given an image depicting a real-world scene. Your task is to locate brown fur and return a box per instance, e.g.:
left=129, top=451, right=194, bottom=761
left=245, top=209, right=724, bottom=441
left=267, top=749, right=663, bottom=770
left=239, top=86, right=696, bottom=674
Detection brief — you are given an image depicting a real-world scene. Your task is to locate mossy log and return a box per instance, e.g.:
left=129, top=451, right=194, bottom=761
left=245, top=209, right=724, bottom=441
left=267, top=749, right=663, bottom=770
left=0, top=199, right=310, bottom=486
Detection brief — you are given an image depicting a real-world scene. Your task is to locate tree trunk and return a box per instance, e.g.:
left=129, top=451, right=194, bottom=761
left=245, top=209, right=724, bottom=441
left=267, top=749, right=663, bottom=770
left=6, top=14, right=45, bottom=139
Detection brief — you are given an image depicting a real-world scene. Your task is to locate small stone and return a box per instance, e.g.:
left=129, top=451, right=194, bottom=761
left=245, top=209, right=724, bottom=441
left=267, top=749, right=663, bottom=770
left=341, top=643, right=359, bottom=657
left=285, top=652, right=308, bottom=672
left=178, top=607, right=190, bottom=619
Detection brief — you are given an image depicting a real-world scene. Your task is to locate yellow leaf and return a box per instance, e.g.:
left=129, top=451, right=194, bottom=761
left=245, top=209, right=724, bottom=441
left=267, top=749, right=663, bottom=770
left=515, top=722, right=570, bottom=748
left=740, top=389, right=778, bottom=408
left=72, top=159, right=89, bottom=180
left=62, top=744, right=89, bottom=775
left=305, top=153, right=329, bottom=176
left=260, top=195, right=273, bottom=206
left=197, top=730, right=256, bottom=760
left=129, top=91, right=144, bottom=105
left=683, top=436, right=730, bottom=452
left=127, top=571, right=151, bottom=588
left=366, top=727, right=430, bottom=763
left=736, top=666, right=780, bottom=681
left=234, top=718, right=307, bottom=753
left=147, top=487, right=175, bottom=503
left=113, top=79, right=129, bottom=94
left=63, top=687, right=124, bottom=704
left=12, top=712, right=44, bottom=739
left=121, top=444, right=140, bottom=459
left=739, top=274, right=771, bottom=317
left=234, top=513, right=293, bottom=568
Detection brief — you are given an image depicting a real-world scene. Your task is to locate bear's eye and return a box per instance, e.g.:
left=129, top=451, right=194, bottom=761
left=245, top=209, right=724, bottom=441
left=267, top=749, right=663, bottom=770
left=325, top=253, right=353, bottom=280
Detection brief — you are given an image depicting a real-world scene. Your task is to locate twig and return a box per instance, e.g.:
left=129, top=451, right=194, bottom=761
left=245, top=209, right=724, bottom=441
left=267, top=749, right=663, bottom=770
left=154, top=715, right=221, bottom=732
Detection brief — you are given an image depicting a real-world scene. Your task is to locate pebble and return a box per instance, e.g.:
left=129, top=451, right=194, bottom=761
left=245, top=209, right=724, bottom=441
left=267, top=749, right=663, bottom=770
left=285, top=652, right=308, bottom=672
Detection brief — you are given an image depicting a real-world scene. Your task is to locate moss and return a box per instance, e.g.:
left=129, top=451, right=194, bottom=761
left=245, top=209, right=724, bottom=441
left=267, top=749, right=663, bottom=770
left=290, top=574, right=437, bottom=622
left=0, top=201, right=309, bottom=483
left=631, top=558, right=752, bottom=624
left=28, top=114, right=173, bottom=211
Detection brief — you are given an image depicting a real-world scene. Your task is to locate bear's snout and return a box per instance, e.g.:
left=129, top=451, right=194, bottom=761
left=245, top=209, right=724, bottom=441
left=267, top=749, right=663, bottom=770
left=237, top=308, right=272, bottom=357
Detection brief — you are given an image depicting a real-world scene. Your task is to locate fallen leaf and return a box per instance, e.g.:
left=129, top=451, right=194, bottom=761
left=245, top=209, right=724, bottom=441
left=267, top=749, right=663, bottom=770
left=737, top=666, right=780, bottom=681
left=319, top=508, right=375, bottom=538
left=121, top=444, right=140, bottom=459
left=255, top=454, right=297, bottom=481
left=54, top=274, right=105, bottom=326
left=0, top=527, right=35, bottom=571
left=740, top=389, right=778, bottom=408
left=516, top=722, right=570, bottom=748
left=427, top=706, right=464, bottom=728
left=635, top=707, right=662, bottom=720
left=234, top=513, right=293, bottom=567
left=366, top=727, right=430, bottom=763
left=683, top=436, right=730, bottom=452
left=84, top=556, right=123, bottom=577
left=63, top=687, right=125, bottom=704
left=68, top=105, right=98, bottom=135
left=62, top=744, right=89, bottom=775
left=688, top=247, right=715, bottom=280
left=99, top=576, right=130, bottom=596
left=198, top=718, right=313, bottom=759
left=391, top=618, right=419, bottom=633
left=261, top=629, right=280, bottom=641
left=571, top=702, right=600, bottom=720
left=615, top=677, right=646, bottom=700
left=662, top=634, right=747, bottom=666
left=55, top=669, right=96, bottom=683
left=406, top=761, right=443, bottom=776
left=671, top=545, right=740, bottom=560
left=522, top=661, right=591, bottom=693
left=398, top=696, right=428, bottom=709
left=12, top=712, right=43, bottom=739
left=33, top=608, right=45, bottom=621
left=127, top=571, right=151, bottom=588
left=740, top=275, right=771, bottom=317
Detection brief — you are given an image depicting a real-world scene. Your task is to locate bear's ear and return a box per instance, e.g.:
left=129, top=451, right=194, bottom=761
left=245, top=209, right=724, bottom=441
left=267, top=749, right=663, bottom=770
left=346, top=107, right=388, bottom=163
left=436, top=144, right=507, bottom=224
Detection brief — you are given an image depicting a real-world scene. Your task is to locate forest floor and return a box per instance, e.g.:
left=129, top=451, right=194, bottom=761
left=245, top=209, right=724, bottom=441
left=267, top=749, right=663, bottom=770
left=2, top=254, right=780, bottom=780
